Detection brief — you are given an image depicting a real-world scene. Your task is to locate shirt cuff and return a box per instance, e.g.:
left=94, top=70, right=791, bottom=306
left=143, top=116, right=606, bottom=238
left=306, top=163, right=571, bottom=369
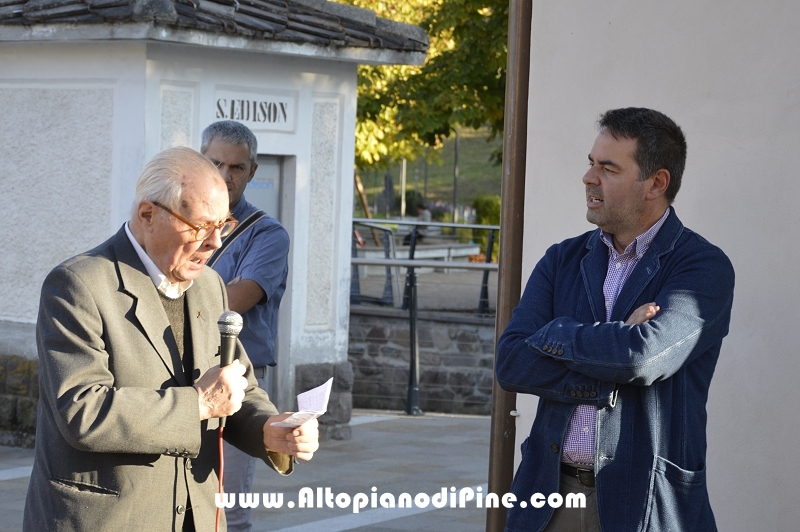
left=266, top=451, right=295, bottom=476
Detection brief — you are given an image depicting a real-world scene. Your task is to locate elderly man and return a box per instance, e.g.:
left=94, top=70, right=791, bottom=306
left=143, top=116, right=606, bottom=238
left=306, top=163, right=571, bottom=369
left=497, top=108, right=734, bottom=531
left=199, top=121, right=290, bottom=531
left=24, top=147, right=317, bottom=531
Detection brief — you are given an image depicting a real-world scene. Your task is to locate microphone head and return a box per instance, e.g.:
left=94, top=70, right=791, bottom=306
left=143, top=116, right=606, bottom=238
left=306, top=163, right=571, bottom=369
left=217, top=311, right=243, bottom=336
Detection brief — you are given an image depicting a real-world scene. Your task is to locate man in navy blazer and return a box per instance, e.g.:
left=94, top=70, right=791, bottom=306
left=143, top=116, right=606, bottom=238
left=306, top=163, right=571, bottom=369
left=497, top=108, right=734, bottom=532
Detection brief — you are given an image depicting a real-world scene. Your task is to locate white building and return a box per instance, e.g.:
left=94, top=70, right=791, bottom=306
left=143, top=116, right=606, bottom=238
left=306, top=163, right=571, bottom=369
left=0, top=0, right=427, bottom=437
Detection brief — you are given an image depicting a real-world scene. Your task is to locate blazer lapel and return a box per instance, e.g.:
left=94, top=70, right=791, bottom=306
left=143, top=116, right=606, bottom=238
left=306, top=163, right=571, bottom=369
left=580, top=230, right=609, bottom=322
left=610, top=252, right=660, bottom=322
left=112, top=227, right=187, bottom=386
left=610, top=207, right=684, bottom=322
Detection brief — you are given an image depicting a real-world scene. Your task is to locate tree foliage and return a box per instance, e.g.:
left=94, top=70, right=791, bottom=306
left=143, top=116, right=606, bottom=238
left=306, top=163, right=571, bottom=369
left=338, top=0, right=508, bottom=170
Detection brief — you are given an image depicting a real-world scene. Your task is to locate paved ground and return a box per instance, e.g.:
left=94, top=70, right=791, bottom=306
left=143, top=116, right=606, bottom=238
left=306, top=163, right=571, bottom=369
left=354, top=269, right=498, bottom=313
left=0, top=410, right=491, bottom=532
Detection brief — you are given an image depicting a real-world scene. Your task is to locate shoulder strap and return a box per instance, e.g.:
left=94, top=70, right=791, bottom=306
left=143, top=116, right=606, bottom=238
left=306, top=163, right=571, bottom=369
left=207, top=210, right=268, bottom=268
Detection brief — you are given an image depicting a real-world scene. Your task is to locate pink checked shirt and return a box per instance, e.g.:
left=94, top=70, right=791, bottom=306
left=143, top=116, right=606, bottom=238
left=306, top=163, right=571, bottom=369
left=561, top=209, right=670, bottom=465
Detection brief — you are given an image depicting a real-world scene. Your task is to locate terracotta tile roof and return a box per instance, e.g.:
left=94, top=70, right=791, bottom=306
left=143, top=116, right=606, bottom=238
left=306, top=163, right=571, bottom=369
left=0, top=0, right=428, bottom=54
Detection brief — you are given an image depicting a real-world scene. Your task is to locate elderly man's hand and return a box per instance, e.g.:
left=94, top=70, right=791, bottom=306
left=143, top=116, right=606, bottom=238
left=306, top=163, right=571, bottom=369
left=193, top=360, right=248, bottom=420
left=263, top=416, right=319, bottom=461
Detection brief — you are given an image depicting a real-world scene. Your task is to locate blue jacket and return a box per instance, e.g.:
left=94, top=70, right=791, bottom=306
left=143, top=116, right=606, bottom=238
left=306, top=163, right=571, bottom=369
left=496, top=208, right=734, bottom=532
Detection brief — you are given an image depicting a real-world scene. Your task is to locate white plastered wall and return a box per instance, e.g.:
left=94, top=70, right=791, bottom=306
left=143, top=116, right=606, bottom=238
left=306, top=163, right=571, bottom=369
left=0, top=42, right=146, bottom=357
left=513, top=1, right=799, bottom=529
left=1, top=41, right=358, bottom=411
left=143, top=44, right=357, bottom=408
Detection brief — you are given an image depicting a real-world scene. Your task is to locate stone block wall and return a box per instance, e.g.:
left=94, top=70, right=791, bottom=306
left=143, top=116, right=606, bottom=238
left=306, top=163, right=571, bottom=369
left=0, top=354, right=356, bottom=447
left=0, top=354, right=38, bottom=448
left=294, top=361, right=354, bottom=441
left=348, top=307, right=495, bottom=415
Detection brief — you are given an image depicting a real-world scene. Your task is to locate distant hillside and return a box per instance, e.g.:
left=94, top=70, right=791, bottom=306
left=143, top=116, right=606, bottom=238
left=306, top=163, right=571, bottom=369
left=355, top=126, right=502, bottom=218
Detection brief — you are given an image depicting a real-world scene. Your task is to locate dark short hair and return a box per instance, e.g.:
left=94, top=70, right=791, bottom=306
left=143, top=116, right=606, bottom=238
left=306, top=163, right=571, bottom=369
left=200, top=120, right=258, bottom=165
left=598, top=108, right=687, bottom=203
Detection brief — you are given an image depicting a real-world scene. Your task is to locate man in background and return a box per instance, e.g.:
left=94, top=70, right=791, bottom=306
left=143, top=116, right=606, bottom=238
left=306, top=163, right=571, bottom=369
left=201, top=121, right=290, bottom=531
left=403, top=202, right=431, bottom=245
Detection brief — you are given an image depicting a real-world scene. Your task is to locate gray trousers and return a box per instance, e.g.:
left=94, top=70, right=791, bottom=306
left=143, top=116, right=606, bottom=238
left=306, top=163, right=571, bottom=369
left=223, top=369, right=273, bottom=532
left=542, top=471, right=600, bottom=532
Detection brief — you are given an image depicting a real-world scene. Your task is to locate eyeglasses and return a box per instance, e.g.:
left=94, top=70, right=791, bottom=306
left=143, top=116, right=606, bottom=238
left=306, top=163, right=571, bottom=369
left=153, top=201, right=238, bottom=242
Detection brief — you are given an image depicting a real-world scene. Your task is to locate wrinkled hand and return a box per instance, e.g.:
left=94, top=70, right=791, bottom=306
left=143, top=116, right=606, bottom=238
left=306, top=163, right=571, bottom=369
left=193, top=360, right=248, bottom=420
left=263, top=416, right=319, bottom=461
left=625, top=302, right=660, bottom=325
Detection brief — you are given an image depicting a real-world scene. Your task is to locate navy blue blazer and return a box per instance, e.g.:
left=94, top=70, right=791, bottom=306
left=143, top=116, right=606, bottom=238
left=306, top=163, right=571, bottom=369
left=497, top=208, right=734, bottom=532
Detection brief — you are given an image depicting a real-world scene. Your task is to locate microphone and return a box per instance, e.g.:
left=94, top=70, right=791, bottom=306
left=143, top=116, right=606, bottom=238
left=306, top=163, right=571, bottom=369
left=217, top=311, right=243, bottom=428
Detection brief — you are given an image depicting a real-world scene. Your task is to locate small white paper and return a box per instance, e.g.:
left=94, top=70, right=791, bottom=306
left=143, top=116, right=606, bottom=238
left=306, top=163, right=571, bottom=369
left=270, top=377, right=333, bottom=428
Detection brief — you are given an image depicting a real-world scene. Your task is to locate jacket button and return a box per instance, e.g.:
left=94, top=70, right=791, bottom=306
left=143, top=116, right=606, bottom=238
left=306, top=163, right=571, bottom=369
left=550, top=443, right=559, bottom=453
left=176, top=505, right=186, bottom=515
left=557, top=349, right=564, bottom=355
left=570, top=390, right=576, bottom=397
left=590, top=391, right=597, bottom=398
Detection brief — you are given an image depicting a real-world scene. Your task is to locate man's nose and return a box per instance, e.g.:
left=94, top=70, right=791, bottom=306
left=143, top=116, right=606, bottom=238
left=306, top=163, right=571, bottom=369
left=204, top=227, right=223, bottom=250
left=582, top=167, right=599, bottom=185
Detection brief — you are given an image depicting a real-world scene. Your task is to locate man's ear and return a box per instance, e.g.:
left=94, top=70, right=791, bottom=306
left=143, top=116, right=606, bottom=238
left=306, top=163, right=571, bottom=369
left=247, top=162, right=258, bottom=183
left=138, top=201, right=156, bottom=229
left=647, top=169, right=670, bottom=201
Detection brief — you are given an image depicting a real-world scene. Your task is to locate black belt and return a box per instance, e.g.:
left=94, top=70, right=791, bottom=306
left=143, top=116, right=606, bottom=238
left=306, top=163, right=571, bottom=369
left=561, top=463, right=595, bottom=487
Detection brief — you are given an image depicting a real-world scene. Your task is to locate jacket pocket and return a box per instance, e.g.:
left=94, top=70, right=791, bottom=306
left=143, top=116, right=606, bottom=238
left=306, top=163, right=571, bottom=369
left=45, top=477, right=122, bottom=530
left=641, top=456, right=716, bottom=532
left=51, top=477, right=120, bottom=496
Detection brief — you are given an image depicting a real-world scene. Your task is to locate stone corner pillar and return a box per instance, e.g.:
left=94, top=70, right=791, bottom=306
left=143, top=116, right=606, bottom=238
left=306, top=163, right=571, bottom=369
left=294, top=361, right=353, bottom=441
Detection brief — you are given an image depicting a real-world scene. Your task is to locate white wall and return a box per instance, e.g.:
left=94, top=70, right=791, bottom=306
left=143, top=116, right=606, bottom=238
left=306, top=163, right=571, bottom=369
left=0, top=41, right=358, bottom=410
left=143, top=44, right=358, bottom=407
left=0, top=42, right=146, bottom=354
left=514, top=1, right=800, bottom=529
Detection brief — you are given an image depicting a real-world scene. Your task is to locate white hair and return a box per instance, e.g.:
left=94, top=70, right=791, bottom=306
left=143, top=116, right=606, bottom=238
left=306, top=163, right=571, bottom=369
left=129, top=147, right=221, bottom=219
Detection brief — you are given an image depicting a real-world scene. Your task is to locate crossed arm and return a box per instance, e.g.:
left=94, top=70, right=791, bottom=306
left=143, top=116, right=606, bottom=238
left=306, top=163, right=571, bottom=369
left=496, top=244, right=734, bottom=402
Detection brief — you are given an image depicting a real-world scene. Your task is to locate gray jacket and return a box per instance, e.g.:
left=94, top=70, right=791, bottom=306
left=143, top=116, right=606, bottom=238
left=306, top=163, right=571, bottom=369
left=24, top=226, right=291, bottom=531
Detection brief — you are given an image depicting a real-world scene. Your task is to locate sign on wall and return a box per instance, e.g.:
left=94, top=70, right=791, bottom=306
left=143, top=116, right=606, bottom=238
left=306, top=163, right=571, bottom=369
left=214, top=87, right=297, bottom=133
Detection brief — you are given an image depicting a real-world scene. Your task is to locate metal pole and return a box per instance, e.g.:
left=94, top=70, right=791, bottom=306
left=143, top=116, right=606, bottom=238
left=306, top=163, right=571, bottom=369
left=400, top=158, right=407, bottom=218
left=423, top=151, right=429, bottom=202
left=487, top=0, right=531, bottom=530
left=401, top=227, right=419, bottom=310
left=478, top=229, right=496, bottom=315
left=405, top=231, right=423, bottom=415
left=381, top=231, right=394, bottom=306
left=414, top=164, right=419, bottom=207
left=350, top=229, right=361, bottom=305
left=453, top=129, right=459, bottom=223
left=373, top=170, right=378, bottom=214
